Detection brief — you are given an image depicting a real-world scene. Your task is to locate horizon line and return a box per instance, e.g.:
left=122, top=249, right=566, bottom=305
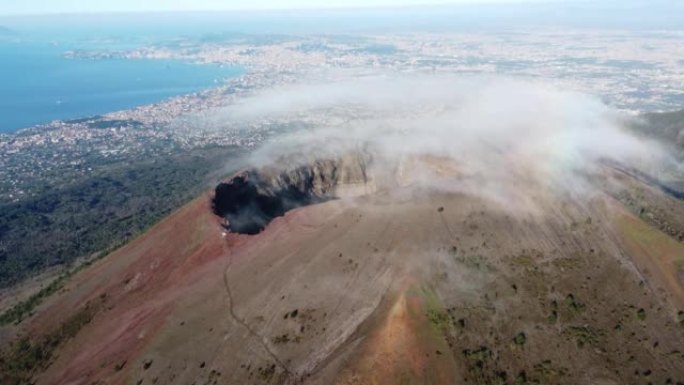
left=0, top=0, right=567, bottom=18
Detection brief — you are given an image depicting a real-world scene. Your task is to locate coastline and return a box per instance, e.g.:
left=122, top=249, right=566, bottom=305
left=0, top=39, right=245, bottom=135
left=3, top=27, right=684, bottom=204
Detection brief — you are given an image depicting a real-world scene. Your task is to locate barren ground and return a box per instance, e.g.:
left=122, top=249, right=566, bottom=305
left=2, top=165, right=684, bottom=385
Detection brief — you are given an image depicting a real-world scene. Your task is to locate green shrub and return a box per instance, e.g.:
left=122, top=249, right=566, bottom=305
left=513, top=332, right=527, bottom=346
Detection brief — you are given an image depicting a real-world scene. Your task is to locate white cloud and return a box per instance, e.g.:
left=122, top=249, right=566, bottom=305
left=221, top=74, right=668, bottom=210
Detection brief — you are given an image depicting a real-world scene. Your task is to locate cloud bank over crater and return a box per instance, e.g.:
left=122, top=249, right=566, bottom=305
left=218, top=74, right=669, bottom=206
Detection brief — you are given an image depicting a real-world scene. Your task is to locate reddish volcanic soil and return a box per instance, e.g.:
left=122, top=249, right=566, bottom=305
left=28, top=194, right=232, bottom=384
left=2, top=166, right=684, bottom=385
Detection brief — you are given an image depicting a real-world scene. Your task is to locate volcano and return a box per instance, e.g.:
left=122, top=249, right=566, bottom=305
left=2, top=147, right=683, bottom=385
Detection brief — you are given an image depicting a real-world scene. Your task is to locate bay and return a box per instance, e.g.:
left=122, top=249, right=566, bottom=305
left=0, top=40, right=242, bottom=133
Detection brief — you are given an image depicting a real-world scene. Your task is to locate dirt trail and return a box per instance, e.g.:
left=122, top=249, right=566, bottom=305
left=222, top=248, right=293, bottom=378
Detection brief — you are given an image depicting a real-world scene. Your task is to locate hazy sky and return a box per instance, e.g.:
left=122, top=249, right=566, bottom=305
left=0, top=0, right=553, bottom=15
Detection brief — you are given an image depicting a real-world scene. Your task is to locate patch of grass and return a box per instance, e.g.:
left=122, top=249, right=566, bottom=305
left=272, top=332, right=302, bottom=345
left=563, top=326, right=604, bottom=348
left=0, top=273, right=70, bottom=325
left=551, top=256, right=583, bottom=270
left=205, top=369, right=222, bottom=385
left=532, top=360, right=566, bottom=383
left=463, top=346, right=489, bottom=360
left=426, top=309, right=451, bottom=332
left=448, top=246, right=458, bottom=256
left=462, top=347, right=507, bottom=385
left=618, top=214, right=684, bottom=289
left=548, top=300, right=559, bottom=323
left=257, top=364, right=276, bottom=382
left=514, top=371, right=528, bottom=385
left=419, top=286, right=457, bottom=335
left=455, top=318, right=466, bottom=329
left=513, top=332, right=527, bottom=346
left=548, top=310, right=558, bottom=324
left=456, top=255, right=492, bottom=272
left=637, top=308, right=646, bottom=321
left=0, top=302, right=98, bottom=383
left=272, top=334, right=291, bottom=344
left=510, top=254, right=535, bottom=268
left=564, top=294, right=585, bottom=316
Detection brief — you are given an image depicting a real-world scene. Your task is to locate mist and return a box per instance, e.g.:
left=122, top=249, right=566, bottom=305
left=212, top=74, right=669, bottom=208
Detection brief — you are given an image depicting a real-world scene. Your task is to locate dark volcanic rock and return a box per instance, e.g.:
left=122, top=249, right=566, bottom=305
left=212, top=171, right=322, bottom=234
left=212, top=154, right=372, bottom=234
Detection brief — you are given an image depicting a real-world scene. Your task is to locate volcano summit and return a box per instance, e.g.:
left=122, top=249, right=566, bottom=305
left=1, top=77, right=684, bottom=385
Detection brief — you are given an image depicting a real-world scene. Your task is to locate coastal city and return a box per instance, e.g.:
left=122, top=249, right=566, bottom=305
left=2, top=28, right=684, bottom=202
left=3, top=2, right=684, bottom=384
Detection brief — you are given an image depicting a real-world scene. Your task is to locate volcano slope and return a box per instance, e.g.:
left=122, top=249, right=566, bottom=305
left=1, top=152, right=684, bottom=385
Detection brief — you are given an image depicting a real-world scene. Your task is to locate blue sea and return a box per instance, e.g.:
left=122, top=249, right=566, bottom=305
left=0, top=28, right=243, bottom=133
